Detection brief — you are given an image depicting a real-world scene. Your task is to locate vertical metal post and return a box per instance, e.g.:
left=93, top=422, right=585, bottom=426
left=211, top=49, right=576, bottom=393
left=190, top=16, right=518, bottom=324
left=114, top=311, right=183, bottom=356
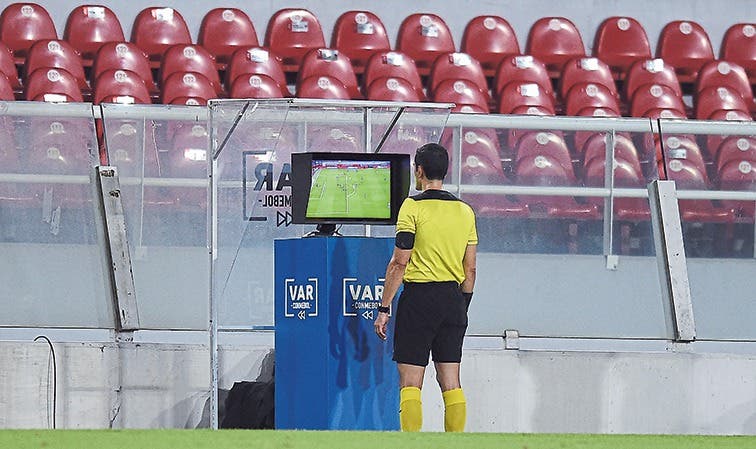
left=208, top=105, right=220, bottom=430
left=648, top=180, right=696, bottom=342
left=453, top=125, right=462, bottom=197
left=93, top=165, right=139, bottom=331
left=602, top=131, right=616, bottom=258
left=364, top=108, right=373, bottom=238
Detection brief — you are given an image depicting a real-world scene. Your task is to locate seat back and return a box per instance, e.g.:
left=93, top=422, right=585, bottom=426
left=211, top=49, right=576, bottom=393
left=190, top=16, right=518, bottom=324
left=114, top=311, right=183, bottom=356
left=630, top=83, right=685, bottom=117
left=461, top=16, right=519, bottom=76
left=160, top=45, right=221, bottom=94
left=161, top=71, right=217, bottom=104
left=432, top=78, right=489, bottom=112
left=297, top=48, right=360, bottom=98
left=593, top=17, right=651, bottom=77
left=0, top=42, right=20, bottom=89
left=564, top=82, right=620, bottom=116
left=331, top=11, right=390, bottom=71
left=131, top=7, right=191, bottom=62
left=515, top=131, right=573, bottom=171
left=624, top=58, right=682, bottom=100
left=264, top=8, right=325, bottom=71
left=718, top=159, right=756, bottom=219
left=296, top=75, right=351, bottom=99
left=362, top=51, right=423, bottom=96
left=63, top=5, right=124, bottom=62
left=559, top=57, right=617, bottom=99
left=720, top=23, right=756, bottom=78
left=0, top=3, right=57, bottom=59
left=93, top=68, right=150, bottom=104
left=25, top=39, right=87, bottom=89
left=25, top=67, right=82, bottom=101
left=582, top=133, right=643, bottom=176
left=198, top=8, right=258, bottom=65
left=92, top=42, right=153, bottom=88
left=494, top=55, right=553, bottom=98
left=229, top=73, right=287, bottom=99
left=497, top=81, right=556, bottom=114
left=656, top=20, right=714, bottom=82
left=716, top=136, right=756, bottom=173
left=525, top=17, right=585, bottom=74
left=429, top=52, right=488, bottom=94
left=695, top=86, right=750, bottom=119
left=225, top=46, right=288, bottom=93
left=0, top=72, right=15, bottom=100
left=366, top=76, right=422, bottom=102
left=396, top=13, right=455, bottom=73
left=695, top=60, right=753, bottom=102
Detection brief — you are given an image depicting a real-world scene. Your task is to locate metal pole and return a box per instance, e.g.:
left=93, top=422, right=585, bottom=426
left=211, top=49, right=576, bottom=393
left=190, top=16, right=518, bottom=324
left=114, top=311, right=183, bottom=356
left=208, top=106, right=220, bottom=430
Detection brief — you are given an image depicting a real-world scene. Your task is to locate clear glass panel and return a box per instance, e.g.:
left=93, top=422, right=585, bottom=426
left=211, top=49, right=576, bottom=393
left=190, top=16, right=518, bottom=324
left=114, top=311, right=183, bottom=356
left=0, top=103, right=113, bottom=327
left=659, top=119, right=756, bottom=340
left=101, top=103, right=208, bottom=330
left=211, top=100, right=451, bottom=328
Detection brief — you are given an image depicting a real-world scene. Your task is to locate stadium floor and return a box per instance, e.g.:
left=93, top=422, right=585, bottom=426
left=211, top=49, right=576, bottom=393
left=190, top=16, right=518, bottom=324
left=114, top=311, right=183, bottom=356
left=1, top=430, right=754, bottom=449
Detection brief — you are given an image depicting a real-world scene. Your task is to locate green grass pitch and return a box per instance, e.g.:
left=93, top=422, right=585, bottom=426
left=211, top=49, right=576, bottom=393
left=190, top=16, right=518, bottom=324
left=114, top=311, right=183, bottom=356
left=1, top=430, right=754, bottom=449
left=307, top=164, right=390, bottom=219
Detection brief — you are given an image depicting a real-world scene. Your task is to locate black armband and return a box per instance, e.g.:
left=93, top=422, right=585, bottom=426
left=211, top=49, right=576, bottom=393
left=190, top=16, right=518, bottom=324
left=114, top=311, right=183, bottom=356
left=395, top=231, right=415, bottom=249
left=377, top=305, right=390, bottom=314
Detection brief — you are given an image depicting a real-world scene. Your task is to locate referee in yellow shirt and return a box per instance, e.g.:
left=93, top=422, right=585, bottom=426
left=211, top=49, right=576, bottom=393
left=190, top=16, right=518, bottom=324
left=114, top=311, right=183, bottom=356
left=374, top=142, right=477, bottom=432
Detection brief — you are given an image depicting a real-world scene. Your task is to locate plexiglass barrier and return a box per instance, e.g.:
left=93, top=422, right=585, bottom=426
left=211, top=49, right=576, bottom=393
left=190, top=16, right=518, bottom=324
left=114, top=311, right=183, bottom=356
left=0, top=102, right=113, bottom=327
left=658, top=119, right=756, bottom=340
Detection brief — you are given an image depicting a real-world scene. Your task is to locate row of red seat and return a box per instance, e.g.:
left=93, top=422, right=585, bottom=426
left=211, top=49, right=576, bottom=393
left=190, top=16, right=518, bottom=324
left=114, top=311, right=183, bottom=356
left=1, top=4, right=755, bottom=80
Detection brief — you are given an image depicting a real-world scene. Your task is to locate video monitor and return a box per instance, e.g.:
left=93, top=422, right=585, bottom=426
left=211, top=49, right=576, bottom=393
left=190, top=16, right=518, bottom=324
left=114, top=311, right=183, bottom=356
left=291, top=152, right=411, bottom=225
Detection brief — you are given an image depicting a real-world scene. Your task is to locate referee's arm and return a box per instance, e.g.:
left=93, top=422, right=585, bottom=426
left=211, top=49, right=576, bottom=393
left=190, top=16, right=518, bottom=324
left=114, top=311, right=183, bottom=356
left=374, top=246, right=411, bottom=341
left=460, top=244, right=477, bottom=294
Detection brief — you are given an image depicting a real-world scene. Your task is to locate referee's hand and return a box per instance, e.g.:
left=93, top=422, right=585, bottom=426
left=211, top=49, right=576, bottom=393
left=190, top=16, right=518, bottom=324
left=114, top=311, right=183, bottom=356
left=374, top=312, right=389, bottom=341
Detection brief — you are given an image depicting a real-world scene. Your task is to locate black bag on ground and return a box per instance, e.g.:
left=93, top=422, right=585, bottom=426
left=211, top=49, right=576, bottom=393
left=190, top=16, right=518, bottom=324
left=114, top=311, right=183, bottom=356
left=220, top=380, right=275, bottom=429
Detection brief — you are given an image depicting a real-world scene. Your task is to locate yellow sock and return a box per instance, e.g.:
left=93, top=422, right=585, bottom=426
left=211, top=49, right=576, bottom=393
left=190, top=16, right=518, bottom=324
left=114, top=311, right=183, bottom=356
left=442, top=388, right=466, bottom=432
left=399, top=387, right=422, bottom=432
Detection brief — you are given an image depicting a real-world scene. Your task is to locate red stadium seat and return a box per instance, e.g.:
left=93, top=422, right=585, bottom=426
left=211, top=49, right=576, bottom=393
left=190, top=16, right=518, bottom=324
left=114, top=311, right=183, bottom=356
left=131, top=7, right=191, bottom=64
left=297, top=48, right=360, bottom=99
left=461, top=16, right=519, bottom=77
left=160, top=45, right=222, bottom=94
left=656, top=20, right=714, bottom=83
left=695, top=86, right=750, bottom=119
left=63, top=5, right=124, bottom=65
left=0, top=42, right=21, bottom=90
left=264, top=9, right=325, bottom=72
left=720, top=23, right=756, bottom=83
left=494, top=55, right=554, bottom=99
left=663, top=135, right=707, bottom=175
left=429, top=52, right=488, bottom=94
left=25, top=67, right=82, bottom=101
left=93, top=69, right=150, bottom=104
left=25, top=40, right=87, bottom=90
left=703, top=110, right=752, bottom=158
left=583, top=157, right=651, bottom=221
left=715, top=136, right=756, bottom=173
left=497, top=82, right=556, bottom=115
left=362, top=51, right=423, bottom=97
left=161, top=71, right=217, bottom=104
left=296, top=75, right=350, bottom=99
left=718, top=159, right=756, bottom=220
left=624, top=58, right=682, bottom=100
left=666, top=158, right=735, bottom=223
left=396, top=13, right=455, bottom=75
left=593, top=17, right=652, bottom=78
left=225, top=47, right=288, bottom=95
left=564, top=82, right=620, bottom=117
left=630, top=83, right=686, bottom=117
left=229, top=73, right=287, bottom=99
left=559, top=57, right=617, bottom=99
left=525, top=17, right=586, bottom=76
left=432, top=79, right=489, bottom=112
left=515, top=132, right=573, bottom=169
left=572, top=110, right=623, bottom=153
left=696, top=60, right=754, bottom=108
left=165, top=125, right=209, bottom=210
left=0, top=3, right=57, bottom=61
left=169, top=96, right=207, bottom=106
left=331, top=11, right=390, bottom=73
left=0, top=72, right=14, bottom=100
left=92, top=42, right=154, bottom=90
left=366, top=77, right=423, bottom=102
left=643, top=108, right=687, bottom=120
left=198, top=8, right=258, bottom=66
left=582, top=133, right=643, bottom=175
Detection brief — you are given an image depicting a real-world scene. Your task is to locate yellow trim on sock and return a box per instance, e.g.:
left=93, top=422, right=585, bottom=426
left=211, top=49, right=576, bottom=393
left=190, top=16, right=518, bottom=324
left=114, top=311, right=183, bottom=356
left=400, top=386, right=422, bottom=403
left=442, top=388, right=466, bottom=406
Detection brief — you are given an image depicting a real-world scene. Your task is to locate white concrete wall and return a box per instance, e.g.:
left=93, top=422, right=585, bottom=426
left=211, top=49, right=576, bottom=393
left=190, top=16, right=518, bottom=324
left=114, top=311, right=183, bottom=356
left=2, top=338, right=755, bottom=433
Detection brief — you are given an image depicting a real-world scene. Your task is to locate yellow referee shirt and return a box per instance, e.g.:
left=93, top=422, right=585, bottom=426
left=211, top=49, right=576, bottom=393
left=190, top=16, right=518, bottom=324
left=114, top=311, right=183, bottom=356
left=395, top=189, right=477, bottom=284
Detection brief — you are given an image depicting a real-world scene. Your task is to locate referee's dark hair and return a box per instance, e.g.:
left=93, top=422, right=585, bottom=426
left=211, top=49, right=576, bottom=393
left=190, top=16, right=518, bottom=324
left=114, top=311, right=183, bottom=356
left=414, top=143, right=449, bottom=180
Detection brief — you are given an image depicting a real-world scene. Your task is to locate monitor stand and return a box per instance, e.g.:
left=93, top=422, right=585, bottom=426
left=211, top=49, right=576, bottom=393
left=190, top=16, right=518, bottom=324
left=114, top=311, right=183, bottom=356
left=304, top=224, right=340, bottom=237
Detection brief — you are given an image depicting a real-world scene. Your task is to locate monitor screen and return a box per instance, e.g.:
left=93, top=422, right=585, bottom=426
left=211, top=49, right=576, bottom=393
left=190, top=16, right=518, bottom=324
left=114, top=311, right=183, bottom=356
left=291, top=152, right=411, bottom=225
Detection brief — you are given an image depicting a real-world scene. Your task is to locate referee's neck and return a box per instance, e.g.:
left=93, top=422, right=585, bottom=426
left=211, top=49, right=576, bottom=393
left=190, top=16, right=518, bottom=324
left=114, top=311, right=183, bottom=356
left=420, top=180, right=444, bottom=191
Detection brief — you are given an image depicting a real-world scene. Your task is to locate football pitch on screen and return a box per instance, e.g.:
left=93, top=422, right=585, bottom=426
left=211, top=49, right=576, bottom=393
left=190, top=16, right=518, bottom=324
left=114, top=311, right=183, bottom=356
left=307, top=165, right=390, bottom=219
left=2, top=430, right=755, bottom=449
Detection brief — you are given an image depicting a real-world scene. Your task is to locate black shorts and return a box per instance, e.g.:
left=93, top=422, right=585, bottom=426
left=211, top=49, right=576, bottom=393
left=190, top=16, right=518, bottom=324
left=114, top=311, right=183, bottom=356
left=392, top=281, right=468, bottom=367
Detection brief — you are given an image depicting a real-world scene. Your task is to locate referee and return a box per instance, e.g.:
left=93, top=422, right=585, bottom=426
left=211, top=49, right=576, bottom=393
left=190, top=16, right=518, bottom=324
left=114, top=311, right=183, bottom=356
left=374, top=143, right=477, bottom=432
